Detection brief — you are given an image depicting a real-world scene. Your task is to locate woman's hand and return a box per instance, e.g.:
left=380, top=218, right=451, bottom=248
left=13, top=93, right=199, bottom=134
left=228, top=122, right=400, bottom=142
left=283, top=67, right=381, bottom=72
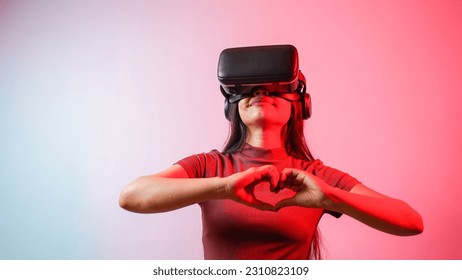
left=273, top=168, right=424, bottom=235
left=274, top=168, right=332, bottom=210
left=223, top=165, right=280, bottom=211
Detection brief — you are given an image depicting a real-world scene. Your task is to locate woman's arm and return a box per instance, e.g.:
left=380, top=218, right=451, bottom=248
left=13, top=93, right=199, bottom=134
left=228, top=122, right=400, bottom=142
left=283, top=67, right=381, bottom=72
left=327, top=183, right=424, bottom=236
left=275, top=168, right=424, bottom=236
left=119, top=164, right=224, bottom=213
left=119, top=164, right=280, bottom=213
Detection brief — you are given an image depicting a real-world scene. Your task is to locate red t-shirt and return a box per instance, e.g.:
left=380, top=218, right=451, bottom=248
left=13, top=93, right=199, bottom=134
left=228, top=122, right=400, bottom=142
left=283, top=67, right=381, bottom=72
left=177, top=144, right=360, bottom=259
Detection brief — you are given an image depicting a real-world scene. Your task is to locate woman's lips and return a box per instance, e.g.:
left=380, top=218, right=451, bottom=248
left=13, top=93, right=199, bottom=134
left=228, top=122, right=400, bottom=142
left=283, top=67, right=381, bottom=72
left=249, top=97, right=274, bottom=106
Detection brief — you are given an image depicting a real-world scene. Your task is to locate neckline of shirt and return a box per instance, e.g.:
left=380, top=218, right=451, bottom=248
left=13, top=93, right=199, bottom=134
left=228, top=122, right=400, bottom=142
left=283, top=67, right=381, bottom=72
left=238, top=143, right=288, bottom=160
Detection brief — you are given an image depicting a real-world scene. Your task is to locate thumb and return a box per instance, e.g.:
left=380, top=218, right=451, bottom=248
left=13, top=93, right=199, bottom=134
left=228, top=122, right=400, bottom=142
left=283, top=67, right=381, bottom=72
left=239, top=193, right=275, bottom=211
left=275, top=197, right=297, bottom=211
left=254, top=201, right=277, bottom=211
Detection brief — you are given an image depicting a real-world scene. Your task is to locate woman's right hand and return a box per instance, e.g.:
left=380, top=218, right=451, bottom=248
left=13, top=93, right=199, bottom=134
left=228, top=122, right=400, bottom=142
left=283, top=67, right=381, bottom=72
left=120, top=164, right=280, bottom=214
left=223, top=165, right=279, bottom=211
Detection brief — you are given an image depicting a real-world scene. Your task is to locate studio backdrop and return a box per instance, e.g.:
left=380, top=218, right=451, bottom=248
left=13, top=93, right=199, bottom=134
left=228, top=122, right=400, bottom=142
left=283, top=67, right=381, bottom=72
left=1, top=0, right=461, bottom=259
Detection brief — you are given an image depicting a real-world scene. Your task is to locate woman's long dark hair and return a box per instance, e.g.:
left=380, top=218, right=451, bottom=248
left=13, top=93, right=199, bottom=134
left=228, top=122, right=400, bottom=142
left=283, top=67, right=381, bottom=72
left=222, top=99, right=323, bottom=259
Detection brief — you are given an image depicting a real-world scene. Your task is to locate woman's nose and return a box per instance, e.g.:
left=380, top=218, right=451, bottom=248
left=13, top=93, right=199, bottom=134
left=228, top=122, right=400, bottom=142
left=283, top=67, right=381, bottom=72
left=253, top=88, right=269, bottom=96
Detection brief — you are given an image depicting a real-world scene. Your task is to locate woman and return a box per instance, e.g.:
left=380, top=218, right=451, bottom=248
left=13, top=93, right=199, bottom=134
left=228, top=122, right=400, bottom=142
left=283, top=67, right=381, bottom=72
left=119, top=45, right=423, bottom=260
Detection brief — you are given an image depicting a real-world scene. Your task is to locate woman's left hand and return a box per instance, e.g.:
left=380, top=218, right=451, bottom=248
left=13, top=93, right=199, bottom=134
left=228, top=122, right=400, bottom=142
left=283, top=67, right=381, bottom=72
left=274, top=168, right=424, bottom=236
left=274, top=168, right=333, bottom=210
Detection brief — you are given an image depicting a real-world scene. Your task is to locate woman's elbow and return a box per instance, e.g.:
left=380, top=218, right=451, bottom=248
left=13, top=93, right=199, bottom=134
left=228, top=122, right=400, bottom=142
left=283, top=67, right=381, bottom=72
left=119, top=185, right=136, bottom=211
left=119, top=188, right=132, bottom=210
left=400, top=213, right=424, bottom=236
left=411, top=214, right=424, bottom=235
left=119, top=178, right=146, bottom=212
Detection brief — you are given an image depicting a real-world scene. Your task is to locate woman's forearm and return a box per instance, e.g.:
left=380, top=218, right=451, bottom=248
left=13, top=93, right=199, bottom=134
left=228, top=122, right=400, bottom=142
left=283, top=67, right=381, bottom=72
left=324, top=186, right=424, bottom=236
left=119, top=175, right=227, bottom=213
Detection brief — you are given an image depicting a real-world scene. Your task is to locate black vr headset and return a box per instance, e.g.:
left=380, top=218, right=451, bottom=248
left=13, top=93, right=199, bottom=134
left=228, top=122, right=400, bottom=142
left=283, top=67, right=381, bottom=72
left=217, top=44, right=312, bottom=120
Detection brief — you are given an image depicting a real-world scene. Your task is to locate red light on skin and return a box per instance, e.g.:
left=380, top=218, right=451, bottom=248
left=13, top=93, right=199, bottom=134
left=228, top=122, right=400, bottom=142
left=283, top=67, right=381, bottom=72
left=249, top=97, right=275, bottom=107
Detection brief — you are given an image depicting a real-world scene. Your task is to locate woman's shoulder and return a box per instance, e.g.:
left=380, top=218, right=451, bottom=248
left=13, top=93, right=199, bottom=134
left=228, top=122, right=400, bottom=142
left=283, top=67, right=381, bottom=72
left=303, top=158, right=361, bottom=190
left=177, top=148, right=231, bottom=167
left=301, top=158, right=344, bottom=175
left=292, top=157, right=324, bottom=171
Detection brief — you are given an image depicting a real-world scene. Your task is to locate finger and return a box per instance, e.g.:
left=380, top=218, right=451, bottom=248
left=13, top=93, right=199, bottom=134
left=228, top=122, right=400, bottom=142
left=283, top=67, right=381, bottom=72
left=236, top=187, right=276, bottom=211
left=269, top=168, right=280, bottom=192
left=269, top=168, right=280, bottom=190
left=278, top=173, right=293, bottom=190
left=279, top=168, right=296, bottom=183
left=272, top=187, right=281, bottom=194
left=241, top=197, right=275, bottom=211
left=275, top=171, right=287, bottom=192
left=258, top=165, right=279, bottom=192
left=253, top=201, right=276, bottom=211
left=280, top=168, right=307, bottom=190
left=281, top=167, right=296, bottom=175
left=275, top=197, right=297, bottom=211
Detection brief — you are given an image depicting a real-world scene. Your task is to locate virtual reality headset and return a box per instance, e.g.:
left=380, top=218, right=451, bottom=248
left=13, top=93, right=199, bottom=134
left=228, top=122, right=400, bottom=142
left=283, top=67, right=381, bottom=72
left=217, top=44, right=305, bottom=103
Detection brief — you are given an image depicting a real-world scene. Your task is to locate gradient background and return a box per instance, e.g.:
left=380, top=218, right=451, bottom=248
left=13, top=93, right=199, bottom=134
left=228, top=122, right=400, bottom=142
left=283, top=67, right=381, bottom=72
left=1, top=0, right=461, bottom=259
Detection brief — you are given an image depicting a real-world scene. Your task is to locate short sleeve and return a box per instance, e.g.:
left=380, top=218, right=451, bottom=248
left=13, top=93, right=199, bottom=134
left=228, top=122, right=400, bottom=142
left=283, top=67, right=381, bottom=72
left=176, top=151, right=221, bottom=178
left=176, top=154, right=207, bottom=178
left=309, top=160, right=361, bottom=218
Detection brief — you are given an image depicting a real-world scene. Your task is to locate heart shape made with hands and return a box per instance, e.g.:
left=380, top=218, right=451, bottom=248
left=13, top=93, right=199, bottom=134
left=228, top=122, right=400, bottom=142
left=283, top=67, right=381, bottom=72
left=233, top=165, right=320, bottom=210
left=252, top=181, right=297, bottom=208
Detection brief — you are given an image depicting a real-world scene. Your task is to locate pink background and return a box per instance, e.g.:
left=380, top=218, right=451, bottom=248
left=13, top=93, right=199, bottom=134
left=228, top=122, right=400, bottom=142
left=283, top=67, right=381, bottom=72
left=0, top=0, right=461, bottom=259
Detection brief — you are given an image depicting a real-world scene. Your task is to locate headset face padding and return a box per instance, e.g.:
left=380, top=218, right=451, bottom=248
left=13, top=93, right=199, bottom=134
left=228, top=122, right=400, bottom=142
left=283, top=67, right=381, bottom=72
left=224, top=89, right=312, bottom=121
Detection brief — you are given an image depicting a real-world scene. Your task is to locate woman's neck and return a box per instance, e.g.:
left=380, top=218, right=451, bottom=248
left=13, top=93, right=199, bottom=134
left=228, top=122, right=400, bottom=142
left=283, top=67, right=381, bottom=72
left=246, top=127, right=284, bottom=149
